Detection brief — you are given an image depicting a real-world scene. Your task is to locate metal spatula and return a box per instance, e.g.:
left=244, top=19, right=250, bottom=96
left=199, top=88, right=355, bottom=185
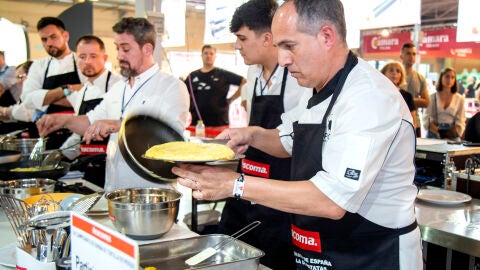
left=185, top=220, right=261, bottom=266
left=68, top=191, right=104, bottom=213
left=29, top=137, right=45, bottom=165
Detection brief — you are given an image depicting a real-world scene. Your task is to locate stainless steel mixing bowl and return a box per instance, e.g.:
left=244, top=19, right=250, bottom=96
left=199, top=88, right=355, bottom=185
left=105, top=188, right=182, bottom=240
left=0, top=178, right=56, bottom=199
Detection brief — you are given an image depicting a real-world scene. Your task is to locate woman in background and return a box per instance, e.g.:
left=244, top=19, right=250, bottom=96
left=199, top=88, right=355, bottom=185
left=0, top=60, right=38, bottom=138
left=0, top=60, right=34, bottom=122
left=423, top=67, right=465, bottom=140
left=381, top=61, right=417, bottom=129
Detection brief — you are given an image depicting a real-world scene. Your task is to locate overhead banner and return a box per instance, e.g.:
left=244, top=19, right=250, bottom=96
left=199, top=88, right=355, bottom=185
left=204, top=0, right=246, bottom=44
left=362, top=28, right=480, bottom=59
left=419, top=28, right=480, bottom=58
left=362, top=32, right=412, bottom=54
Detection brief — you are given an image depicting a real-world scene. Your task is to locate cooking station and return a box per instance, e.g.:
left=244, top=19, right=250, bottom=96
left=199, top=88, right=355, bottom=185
left=415, top=139, right=480, bottom=269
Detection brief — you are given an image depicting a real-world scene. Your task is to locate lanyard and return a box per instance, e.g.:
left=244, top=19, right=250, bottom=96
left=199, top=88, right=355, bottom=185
left=120, top=72, right=156, bottom=119
left=257, top=63, right=279, bottom=95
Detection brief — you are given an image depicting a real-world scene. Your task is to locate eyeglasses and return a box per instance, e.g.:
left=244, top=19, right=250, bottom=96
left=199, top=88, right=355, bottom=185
left=17, top=74, right=27, bottom=79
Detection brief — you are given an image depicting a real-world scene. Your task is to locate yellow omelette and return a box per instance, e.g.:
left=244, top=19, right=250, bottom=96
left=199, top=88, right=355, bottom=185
left=145, top=141, right=235, bottom=162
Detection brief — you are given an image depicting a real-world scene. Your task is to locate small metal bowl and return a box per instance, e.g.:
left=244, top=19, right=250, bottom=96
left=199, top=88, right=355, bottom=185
left=0, top=178, right=56, bottom=200
left=105, top=188, right=182, bottom=240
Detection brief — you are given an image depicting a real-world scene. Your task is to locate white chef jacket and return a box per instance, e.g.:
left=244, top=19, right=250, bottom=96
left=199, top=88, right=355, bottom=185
left=278, top=58, right=422, bottom=270
left=21, top=53, right=86, bottom=111
left=86, top=64, right=190, bottom=192
left=61, top=70, right=122, bottom=159
left=241, top=64, right=309, bottom=122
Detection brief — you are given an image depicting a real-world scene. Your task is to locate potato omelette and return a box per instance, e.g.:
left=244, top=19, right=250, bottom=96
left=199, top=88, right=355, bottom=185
left=145, top=141, right=235, bottom=161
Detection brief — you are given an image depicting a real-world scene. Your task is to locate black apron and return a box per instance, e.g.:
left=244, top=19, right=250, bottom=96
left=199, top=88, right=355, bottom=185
left=290, top=52, right=417, bottom=270
left=42, top=55, right=81, bottom=149
left=219, top=67, right=296, bottom=270
left=78, top=71, right=111, bottom=155
left=76, top=72, right=111, bottom=189
left=0, top=66, right=16, bottom=107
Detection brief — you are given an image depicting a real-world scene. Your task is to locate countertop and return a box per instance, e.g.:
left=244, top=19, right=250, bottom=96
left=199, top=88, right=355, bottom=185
left=415, top=190, right=480, bottom=257
left=416, top=138, right=480, bottom=157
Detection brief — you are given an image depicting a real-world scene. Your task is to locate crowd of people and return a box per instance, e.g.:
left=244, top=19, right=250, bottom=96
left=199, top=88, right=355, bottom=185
left=1, top=0, right=479, bottom=269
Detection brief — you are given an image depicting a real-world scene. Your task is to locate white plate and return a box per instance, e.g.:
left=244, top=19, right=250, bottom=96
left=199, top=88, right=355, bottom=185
left=417, top=189, right=472, bottom=205
left=0, top=242, right=16, bottom=268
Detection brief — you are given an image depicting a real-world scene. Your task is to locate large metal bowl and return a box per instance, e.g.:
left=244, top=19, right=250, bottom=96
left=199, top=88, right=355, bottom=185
left=0, top=178, right=56, bottom=199
left=2, top=138, right=45, bottom=161
left=105, top=188, right=182, bottom=240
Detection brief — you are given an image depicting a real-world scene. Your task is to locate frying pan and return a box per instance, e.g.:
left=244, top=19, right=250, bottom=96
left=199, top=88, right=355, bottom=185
left=0, top=150, right=22, bottom=164
left=118, top=115, right=184, bottom=183
left=0, top=160, right=70, bottom=180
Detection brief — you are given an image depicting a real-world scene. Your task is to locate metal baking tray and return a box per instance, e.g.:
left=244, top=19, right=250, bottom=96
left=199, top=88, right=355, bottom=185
left=139, top=234, right=264, bottom=270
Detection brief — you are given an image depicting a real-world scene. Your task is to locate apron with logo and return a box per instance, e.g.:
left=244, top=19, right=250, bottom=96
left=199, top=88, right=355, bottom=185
left=290, top=52, right=417, bottom=270
left=42, top=55, right=80, bottom=149
left=78, top=71, right=111, bottom=155
left=219, top=67, right=296, bottom=270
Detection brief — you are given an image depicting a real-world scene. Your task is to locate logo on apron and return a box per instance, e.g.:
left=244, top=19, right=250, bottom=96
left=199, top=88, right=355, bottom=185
left=241, top=158, right=270, bottom=178
left=291, top=224, right=321, bottom=253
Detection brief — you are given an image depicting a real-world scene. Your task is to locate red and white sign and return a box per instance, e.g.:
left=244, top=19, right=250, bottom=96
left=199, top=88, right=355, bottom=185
left=241, top=158, right=270, bottom=178
left=419, top=28, right=480, bottom=58
left=291, top=224, right=322, bottom=253
left=70, top=213, right=139, bottom=270
left=362, top=28, right=480, bottom=59
left=362, top=32, right=412, bottom=54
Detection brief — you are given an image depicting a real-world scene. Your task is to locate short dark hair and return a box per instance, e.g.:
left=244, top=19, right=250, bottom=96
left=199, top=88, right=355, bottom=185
left=201, top=44, right=216, bottom=53
left=16, top=60, right=33, bottom=74
left=401, top=42, right=416, bottom=52
left=76, top=35, right=105, bottom=52
left=112, top=17, right=156, bottom=48
left=37, top=17, right=65, bottom=31
left=230, top=0, right=278, bottom=35
left=290, top=0, right=346, bottom=43
left=436, top=67, right=458, bottom=94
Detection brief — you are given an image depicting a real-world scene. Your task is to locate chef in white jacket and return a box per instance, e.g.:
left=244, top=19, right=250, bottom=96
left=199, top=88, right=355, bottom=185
left=36, top=17, right=189, bottom=191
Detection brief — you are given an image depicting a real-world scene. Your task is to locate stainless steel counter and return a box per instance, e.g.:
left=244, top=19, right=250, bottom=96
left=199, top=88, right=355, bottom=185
left=416, top=138, right=480, bottom=157
left=416, top=196, right=480, bottom=257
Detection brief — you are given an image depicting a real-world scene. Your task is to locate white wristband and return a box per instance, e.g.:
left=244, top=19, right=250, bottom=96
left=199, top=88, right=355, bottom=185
left=232, top=173, right=245, bottom=199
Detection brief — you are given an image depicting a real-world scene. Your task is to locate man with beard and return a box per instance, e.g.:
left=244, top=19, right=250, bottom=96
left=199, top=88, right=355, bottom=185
left=21, top=17, right=85, bottom=149
left=36, top=17, right=189, bottom=192
left=60, top=35, right=121, bottom=187
left=61, top=35, right=121, bottom=159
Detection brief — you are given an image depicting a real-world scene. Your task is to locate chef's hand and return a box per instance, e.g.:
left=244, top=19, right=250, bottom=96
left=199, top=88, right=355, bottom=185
left=36, top=114, right=72, bottom=137
left=216, top=127, right=258, bottom=154
left=173, top=163, right=240, bottom=201
left=83, top=120, right=120, bottom=144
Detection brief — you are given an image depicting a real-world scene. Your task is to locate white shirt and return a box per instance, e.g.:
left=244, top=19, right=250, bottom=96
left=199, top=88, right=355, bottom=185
left=278, top=58, right=421, bottom=269
left=21, top=53, right=86, bottom=111
left=86, top=64, right=190, bottom=192
left=422, top=92, right=466, bottom=135
left=0, top=65, right=19, bottom=101
left=67, top=69, right=122, bottom=114
left=241, top=65, right=310, bottom=122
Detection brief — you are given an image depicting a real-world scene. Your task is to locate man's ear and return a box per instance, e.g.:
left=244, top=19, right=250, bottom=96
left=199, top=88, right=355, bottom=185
left=63, top=30, right=70, bottom=43
left=142, top=43, right=154, bottom=56
left=263, top=32, right=273, bottom=47
left=317, top=25, right=336, bottom=49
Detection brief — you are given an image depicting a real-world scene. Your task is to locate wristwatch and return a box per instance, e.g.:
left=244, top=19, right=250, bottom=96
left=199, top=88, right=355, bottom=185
left=62, top=84, right=71, bottom=97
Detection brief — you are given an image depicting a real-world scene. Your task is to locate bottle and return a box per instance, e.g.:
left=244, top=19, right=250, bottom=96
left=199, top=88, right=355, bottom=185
left=444, top=158, right=456, bottom=190
left=195, top=120, right=205, bottom=138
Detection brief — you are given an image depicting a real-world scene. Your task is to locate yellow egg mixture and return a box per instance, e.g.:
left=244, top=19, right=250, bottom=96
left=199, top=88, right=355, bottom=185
left=145, top=141, right=235, bottom=161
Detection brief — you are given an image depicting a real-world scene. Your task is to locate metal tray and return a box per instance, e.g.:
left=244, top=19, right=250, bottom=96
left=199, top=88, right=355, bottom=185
left=139, top=234, right=264, bottom=270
